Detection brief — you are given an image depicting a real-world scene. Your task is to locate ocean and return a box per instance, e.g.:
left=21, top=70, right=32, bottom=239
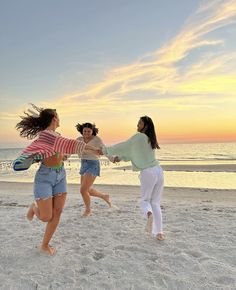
left=0, top=142, right=236, bottom=189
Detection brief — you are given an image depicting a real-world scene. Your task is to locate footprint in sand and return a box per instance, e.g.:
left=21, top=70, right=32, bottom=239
left=93, top=252, right=105, bottom=261
left=109, top=204, right=120, bottom=211
left=3, top=202, right=18, bottom=207
left=202, top=207, right=211, bottom=211
left=186, top=250, right=202, bottom=258
left=114, top=245, right=125, bottom=251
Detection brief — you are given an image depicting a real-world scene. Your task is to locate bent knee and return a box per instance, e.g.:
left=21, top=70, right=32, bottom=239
left=150, top=199, right=161, bottom=206
left=40, top=215, right=53, bottom=222
left=80, top=187, right=88, bottom=195
left=53, top=207, right=64, bottom=217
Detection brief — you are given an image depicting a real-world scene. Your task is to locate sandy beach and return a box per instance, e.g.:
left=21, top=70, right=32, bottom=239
left=0, top=181, right=235, bottom=290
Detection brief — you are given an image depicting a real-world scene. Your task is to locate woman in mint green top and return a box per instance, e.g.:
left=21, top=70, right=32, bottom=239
left=103, top=131, right=159, bottom=171
left=103, top=116, right=165, bottom=241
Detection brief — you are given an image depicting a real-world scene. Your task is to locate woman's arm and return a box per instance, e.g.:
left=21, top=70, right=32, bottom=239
left=102, top=133, right=145, bottom=162
left=84, top=143, right=100, bottom=155
left=96, top=136, right=119, bottom=162
left=54, top=136, right=86, bottom=154
left=102, top=139, right=132, bottom=162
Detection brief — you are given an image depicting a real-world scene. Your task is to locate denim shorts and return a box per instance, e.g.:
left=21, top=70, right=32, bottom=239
left=34, top=164, right=67, bottom=200
left=80, top=159, right=100, bottom=177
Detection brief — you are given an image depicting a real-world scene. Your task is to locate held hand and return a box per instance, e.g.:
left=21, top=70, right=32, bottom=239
left=84, top=144, right=103, bottom=156
left=92, top=146, right=103, bottom=156
left=95, top=146, right=104, bottom=156
left=113, top=156, right=120, bottom=163
left=98, top=148, right=104, bottom=156
left=63, top=154, right=70, bottom=161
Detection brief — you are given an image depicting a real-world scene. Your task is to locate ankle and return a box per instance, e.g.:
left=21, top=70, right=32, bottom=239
left=147, top=211, right=152, bottom=218
left=41, top=243, right=49, bottom=249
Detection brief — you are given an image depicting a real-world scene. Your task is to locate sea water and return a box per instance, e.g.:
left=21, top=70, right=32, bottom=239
left=0, top=142, right=236, bottom=189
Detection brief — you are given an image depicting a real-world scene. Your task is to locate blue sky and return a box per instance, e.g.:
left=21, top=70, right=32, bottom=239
left=0, top=0, right=200, bottom=101
left=1, top=0, right=236, bottom=147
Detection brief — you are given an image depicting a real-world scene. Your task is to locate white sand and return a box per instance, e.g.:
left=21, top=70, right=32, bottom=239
left=0, top=181, right=235, bottom=290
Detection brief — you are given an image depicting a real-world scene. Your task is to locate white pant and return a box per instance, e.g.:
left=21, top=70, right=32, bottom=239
left=140, top=165, right=164, bottom=235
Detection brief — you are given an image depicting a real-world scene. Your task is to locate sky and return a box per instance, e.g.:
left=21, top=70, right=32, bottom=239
left=0, top=0, right=236, bottom=148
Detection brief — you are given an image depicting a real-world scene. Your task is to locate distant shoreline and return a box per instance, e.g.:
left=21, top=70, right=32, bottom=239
left=1, top=162, right=236, bottom=173
left=113, top=163, right=236, bottom=172
left=1, top=140, right=236, bottom=150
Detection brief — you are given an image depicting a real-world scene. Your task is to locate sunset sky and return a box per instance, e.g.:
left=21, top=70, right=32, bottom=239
left=0, top=0, right=236, bottom=148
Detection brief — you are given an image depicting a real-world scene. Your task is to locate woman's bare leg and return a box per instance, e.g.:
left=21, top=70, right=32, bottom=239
left=88, top=187, right=111, bottom=207
left=41, top=193, right=67, bottom=255
left=145, top=211, right=153, bottom=233
left=27, top=197, right=53, bottom=222
left=80, top=175, right=96, bottom=216
left=26, top=202, right=36, bottom=221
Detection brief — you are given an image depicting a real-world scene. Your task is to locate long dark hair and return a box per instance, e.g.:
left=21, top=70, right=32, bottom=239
left=140, top=116, right=160, bottom=149
left=16, top=103, right=57, bottom=139
left=75, top=122, right=98, bottom=136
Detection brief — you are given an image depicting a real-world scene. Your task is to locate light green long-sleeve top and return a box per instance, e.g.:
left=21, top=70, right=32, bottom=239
left=102, top=132, right=159, bottom=171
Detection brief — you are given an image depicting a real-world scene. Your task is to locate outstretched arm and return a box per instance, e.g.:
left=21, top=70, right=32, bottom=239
left=84, top=144, right=101, bottom=156
left=102, top=139, right=132, bottom=162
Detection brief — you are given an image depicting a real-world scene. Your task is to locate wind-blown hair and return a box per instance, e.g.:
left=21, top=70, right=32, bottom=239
left=140, top=116, right=160, bottom=149
left=75, top=122, right=98, bottom=136
left=16, top=103, right=57, bottom=139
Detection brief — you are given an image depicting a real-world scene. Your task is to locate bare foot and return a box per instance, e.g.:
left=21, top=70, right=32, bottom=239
left=40, top=245, right=56, bottom=256
left=156, top=233, right=165, bottom=241
left=26, top=203, right=35, bottom=221
left=82, top=210, right=92, bottom=217
left=145, top=213, right=153, bottom=234
left=102, top=194, right=111, bottom=207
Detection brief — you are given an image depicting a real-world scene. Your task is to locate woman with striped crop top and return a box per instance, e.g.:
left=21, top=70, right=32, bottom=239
left=76, top=122, right=116, bottom=217
left=14, top=104, right=99, bottom=255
